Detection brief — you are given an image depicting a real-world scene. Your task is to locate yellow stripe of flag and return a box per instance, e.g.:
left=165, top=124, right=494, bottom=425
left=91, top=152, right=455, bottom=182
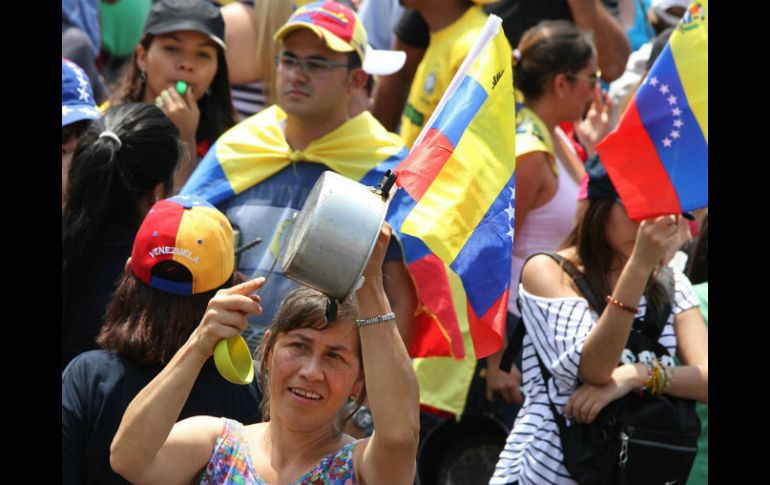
left=670, top=0, right=708, bottom=143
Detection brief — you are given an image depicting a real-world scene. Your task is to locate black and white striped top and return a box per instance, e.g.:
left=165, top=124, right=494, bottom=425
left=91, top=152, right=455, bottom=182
left=489, top=269, right=700, bottom=485
left=231, top=80, right=267, bottom=121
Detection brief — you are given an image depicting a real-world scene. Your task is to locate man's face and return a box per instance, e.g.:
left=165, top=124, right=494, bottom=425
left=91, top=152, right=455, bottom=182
left=276, top=29, right=356, bottom=122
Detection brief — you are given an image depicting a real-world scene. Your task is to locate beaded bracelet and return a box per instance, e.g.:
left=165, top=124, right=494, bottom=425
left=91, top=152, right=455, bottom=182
left=605, top=295, right=638, bottom=315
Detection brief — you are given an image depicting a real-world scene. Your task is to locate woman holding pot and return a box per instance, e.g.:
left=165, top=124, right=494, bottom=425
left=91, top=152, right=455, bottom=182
left=110, top=223, right=421, bottom=485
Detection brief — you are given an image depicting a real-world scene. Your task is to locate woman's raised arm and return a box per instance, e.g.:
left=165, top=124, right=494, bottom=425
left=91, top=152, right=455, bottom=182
left=353, top=224, right=421, bottom=485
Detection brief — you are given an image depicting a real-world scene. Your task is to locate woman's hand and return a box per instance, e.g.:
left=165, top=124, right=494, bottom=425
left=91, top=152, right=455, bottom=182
left=575, top=86, right=613, bottom=157
left=187, top=277, right=264, bottom=359
left=566, top=363, right=644, bottom=423
left=156, top=84, right=200, bottom=142
left=629, top=215, right=680, bottom=272
left=485, top=362, right=524, bottom=404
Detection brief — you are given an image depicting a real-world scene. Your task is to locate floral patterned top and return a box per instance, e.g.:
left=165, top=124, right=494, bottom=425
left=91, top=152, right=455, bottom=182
left=198, top=418, right=357, bottom=485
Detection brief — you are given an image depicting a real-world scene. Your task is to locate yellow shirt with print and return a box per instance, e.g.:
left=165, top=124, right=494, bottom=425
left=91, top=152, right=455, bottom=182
left=399, top=6, right=489, bottom=149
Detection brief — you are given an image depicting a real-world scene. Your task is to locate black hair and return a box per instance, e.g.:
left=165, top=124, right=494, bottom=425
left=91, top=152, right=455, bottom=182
left=62, top=103, right=181, bottom=336
left=514, top=20, right=595, bottom=100
left=110, top=33, right=236, bottom=145
left=686, top=214, right=708, bottom=285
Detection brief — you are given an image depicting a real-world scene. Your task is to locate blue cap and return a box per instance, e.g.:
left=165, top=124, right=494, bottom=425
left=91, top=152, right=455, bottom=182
left=62, top=58, right=101, bottom=127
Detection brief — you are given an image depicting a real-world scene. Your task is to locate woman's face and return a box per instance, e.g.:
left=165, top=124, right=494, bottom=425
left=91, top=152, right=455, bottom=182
left=560, top=55, right=599, bottom=122
left=136, top=31, right=219, bottom=103
left=605, top=202, right=640, bottom=260
left=268, top=322, right=363, bottom=430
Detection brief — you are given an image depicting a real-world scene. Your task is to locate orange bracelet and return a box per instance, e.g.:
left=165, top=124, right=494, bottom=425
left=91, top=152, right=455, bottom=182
left=605, top=295, right=638, bottom=315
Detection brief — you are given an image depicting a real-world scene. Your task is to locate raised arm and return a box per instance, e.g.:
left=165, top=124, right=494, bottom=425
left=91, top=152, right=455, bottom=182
left=568, top=0, right=632, bottom=82
left=354, top=223, right=420, bottom=485
left=579, top=216, right=679, bottom=384
left=110, top=278, right=265, bottom=485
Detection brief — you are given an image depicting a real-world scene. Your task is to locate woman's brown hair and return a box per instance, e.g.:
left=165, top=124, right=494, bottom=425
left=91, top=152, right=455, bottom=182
left=514, top=20, right=595, bottom=100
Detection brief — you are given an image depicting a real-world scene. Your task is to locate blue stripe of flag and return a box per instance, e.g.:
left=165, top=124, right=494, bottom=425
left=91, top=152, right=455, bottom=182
left=386, top=187, right=432, bottom=264
left=429, top=75, right=488, bottom=148
left=358, top=147, right=408, bottom=187
left=636, top=45, right=708, bottom=211
left=180, top=143, right=236, bottom=205
left=450, top=171, right=515, bottom=317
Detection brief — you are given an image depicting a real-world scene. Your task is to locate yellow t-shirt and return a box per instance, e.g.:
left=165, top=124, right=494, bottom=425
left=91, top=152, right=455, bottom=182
left=399, top=6, right=489, bottom=149
left=516, top=106, right=558, bottom=176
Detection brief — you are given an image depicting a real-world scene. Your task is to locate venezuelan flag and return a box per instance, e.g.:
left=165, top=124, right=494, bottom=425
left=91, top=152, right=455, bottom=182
left=389, top=15, right=516, bottom=360
left=597, top=0, right=707, bottom=220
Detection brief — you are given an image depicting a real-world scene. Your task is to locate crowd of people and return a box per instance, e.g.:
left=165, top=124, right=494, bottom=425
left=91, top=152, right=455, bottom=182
left=62, top=1, right=707, bottom=484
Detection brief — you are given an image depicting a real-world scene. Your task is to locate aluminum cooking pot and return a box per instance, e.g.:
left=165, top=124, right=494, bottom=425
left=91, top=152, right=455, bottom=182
left=282, top=170, right=396, bottom=301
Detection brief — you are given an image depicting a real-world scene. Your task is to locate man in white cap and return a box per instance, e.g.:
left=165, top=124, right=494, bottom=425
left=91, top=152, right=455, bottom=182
left=180, top=1, right=416, bottom=378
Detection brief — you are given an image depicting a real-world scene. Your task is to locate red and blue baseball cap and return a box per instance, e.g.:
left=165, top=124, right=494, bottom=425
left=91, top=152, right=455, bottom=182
left=273, top=1, right=405, bottom=76
left=131, top=195, right=234, bottom=295
left=62, top=58, right=101, bottom=127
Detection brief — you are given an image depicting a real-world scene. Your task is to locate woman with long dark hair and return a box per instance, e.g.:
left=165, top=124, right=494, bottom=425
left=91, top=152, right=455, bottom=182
left=490, top=156, right=708, bottom=484
left=62, top=195, right=262, bottom=485
left=108, top=0, right=236, bottom=189
left=61, top=102, right=180, bottom=369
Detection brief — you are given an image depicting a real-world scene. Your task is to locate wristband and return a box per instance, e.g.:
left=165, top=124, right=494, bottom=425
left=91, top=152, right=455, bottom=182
left=356, top=312, right=396, bottom=327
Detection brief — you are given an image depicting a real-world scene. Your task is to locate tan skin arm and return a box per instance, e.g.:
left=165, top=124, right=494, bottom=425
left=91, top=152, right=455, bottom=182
left=382, top=259, right=418, bottom=351
left=565, top=306, right=707, bottom=423
left=513, top=151, right=557, bottom=237
left=370, top=38, right=425, bottom=132
left=568, top=0, right=631, bottom=82
left=353, top=224, right=420, bottom=485
left=222, top=2, right=261, bottom=85
left=110, top=278, right=265, bottom=485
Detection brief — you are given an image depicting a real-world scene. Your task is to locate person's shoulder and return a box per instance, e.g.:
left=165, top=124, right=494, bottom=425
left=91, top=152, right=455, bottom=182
left=64, top=349, right=119, bottom=376
left=521, top=251, right=582, bottom=300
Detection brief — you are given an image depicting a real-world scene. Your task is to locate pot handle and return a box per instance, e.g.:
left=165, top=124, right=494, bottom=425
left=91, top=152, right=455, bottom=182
left=374, top=170, right=398, bottom=200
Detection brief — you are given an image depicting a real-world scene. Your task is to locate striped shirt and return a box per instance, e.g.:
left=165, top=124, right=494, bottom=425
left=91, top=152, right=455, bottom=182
left=490, top=270, right=700, bottom=485
left=231, top=80, right=267, bottom=121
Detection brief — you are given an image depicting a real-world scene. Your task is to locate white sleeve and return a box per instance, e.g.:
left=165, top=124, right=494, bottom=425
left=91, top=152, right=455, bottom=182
left=519, top=291, right=595, bottom=388
left=673, top=269, right=700, bottom=315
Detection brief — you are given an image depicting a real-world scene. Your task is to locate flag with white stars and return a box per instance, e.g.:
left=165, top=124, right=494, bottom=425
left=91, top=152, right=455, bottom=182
left=596, top=0, right=707, bottom=219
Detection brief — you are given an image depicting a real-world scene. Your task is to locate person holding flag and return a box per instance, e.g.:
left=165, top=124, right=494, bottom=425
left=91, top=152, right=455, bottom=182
left=492, top=1, right=708, bottom=480
left=490, top=155, right=708, bottom=485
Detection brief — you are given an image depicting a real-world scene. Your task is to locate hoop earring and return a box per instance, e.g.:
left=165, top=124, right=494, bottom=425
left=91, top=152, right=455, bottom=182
left=139, top=70, right=147, bottom=82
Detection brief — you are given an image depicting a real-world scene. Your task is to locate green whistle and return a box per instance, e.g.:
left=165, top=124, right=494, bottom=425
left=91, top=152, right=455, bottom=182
left=176, top=80, right=188, bottom=95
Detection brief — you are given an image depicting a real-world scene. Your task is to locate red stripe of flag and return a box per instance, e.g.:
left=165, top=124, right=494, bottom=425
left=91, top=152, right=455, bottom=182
left=597, top=101, right=682, bottom=219
left=406, top=253, right=465, bottom=359
left=396, top=128, right=455, bottom=203
left=466, top=290, right=507, bottom=359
